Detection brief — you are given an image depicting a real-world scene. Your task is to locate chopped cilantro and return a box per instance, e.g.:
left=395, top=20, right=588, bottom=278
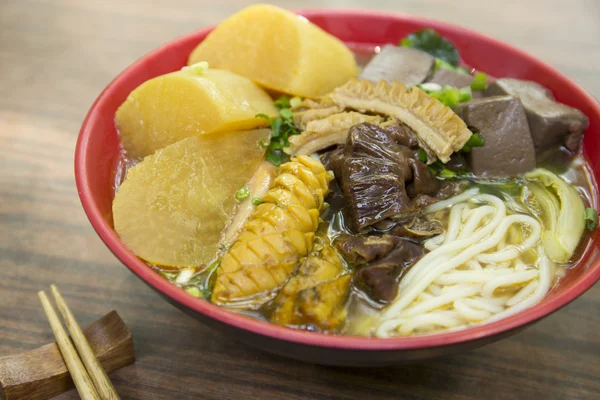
left=256, top=96, right=301, bottom=166
left=461, top=133, right=485, bottom=153
left=471, top=72, right=489, bottom=91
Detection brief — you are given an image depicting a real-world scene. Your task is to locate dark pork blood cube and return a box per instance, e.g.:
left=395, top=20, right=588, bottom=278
left=453, top=95, right=536, bottom=177
left=484, top=78, right=589, bottom=154
left=426, top=67, right=473, bottom=88
left=359, top=45, right=435, bottom=87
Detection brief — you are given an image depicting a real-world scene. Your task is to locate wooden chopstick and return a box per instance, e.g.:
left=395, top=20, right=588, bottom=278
left=50, top=284, right=121, bottom=400
left=37, top=290, right=101, bottom=400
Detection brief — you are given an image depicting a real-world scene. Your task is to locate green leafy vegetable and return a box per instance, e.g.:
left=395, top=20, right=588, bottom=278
left=257, top=96, right=301, bottom=166
left=471, top=72, right=489, bottom=91
left=401, top=28, right=460, bottom=67
left=438, top=168, right=456, bottom=178
left=434, top=58, right=456, bottom=71
left=434, top=58, right=470, bottom=74
left=585, top=208, right=598, bottom=231
left=461, top=133, right=485, bottom=152
left=255, top=113, right=270, bottom=121
left=458, top=87, right=472, bottom=102
left=417, top=149, right=428, bottom=163
left=185, top=286, right=202, bottom=297
left=524, top=168, right=586, bottom=263
left=181, top=61, right=209, bottom=75
left=485, top=180, right=524, bottom=196
left=273, top=96, right=291, bottom=109
left=279, top=108, right=293, bottom=120
left=252, top=197, right=264, bottom=206
left=185, top=261, right=221, bottom=300
left=428, top=161, right=458, bottom=179
left=159, top=271, right=177, bottom=281
left=271, top=117, right=282, bottom=138
left=235, top=186, right=250, bottom=201
left=265, top=149, right=285, bottom=165
left=290, top=96, right=302, bottom=108
left=436, top=87, right=461, bottom=106
left=419, top=84, right=472, bottom=107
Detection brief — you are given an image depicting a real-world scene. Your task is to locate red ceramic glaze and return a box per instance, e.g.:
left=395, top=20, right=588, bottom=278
left=75, top=9, right=600, bottom=366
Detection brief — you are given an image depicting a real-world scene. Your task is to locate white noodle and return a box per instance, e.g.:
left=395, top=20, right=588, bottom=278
left=425, top=233, right=445, bottom=251
left=506, top=280, right=538, bottom=306
left=375, top=190, right=554, bottom=338
left=454, top=299, right=491, bottom=321
left=394, top=210, right=531, bottom=314
left=444, top=203, right=468, bottom=244
left=477, top=246, right=520, bottom=263
left=435, top=269, right=514, bottom=285
left=486, top=251, right=551, bottom=323
left=515, top=260, right=527, bottom=271
left=480, top=270, right=539, bottom=298
left=498, top=235, right=506, bottom=250
left=423, top=188, right=480, bottom=214
left=466, top=260, right=483, bottom=270
left=427, top=284, right=442, bottom=296
left=464, top=297, right=507, bottom=313
left=399, top=195, right=506, bottom=292
left=399, top=284, right=481, bottom=318
left=457, top=206, right=495, bottom=239
left=378, top=311, right=464, bottom=338
left=418, top=292, right=434, bottom=301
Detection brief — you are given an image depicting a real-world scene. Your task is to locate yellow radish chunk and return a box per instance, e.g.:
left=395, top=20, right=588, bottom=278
left=112, top=130, right=269, bottom=268
left=115, top=67, right=277, bottom=159
left=188, top=4, right=359, bottom=98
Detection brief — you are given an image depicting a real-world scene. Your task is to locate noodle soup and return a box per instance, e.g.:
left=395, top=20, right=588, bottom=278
left=110, top=5, right=598, bottom=338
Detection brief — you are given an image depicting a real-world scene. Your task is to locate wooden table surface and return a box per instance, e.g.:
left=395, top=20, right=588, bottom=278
left=1, top=0, right=599, bottom=399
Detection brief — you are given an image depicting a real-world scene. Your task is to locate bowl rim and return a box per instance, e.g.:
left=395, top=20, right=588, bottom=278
left=75, top=8, right=600, bottom=351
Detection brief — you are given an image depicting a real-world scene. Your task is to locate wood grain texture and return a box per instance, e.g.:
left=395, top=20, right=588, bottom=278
left=0, top=0, right=599, bottom=399
left=0, top=311, right=134, bottom=400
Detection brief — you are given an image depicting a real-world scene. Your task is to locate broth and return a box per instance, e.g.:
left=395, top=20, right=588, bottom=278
left=112, top=149, right=598, bottom=336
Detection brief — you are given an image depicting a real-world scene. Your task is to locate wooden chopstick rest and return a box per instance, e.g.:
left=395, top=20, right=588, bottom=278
left=51, top=285, right=120, bottom=400
left=0, top=311, right=135, bottom=400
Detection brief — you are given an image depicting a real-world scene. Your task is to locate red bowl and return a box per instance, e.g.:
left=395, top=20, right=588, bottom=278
left=75, top=9, right=600, bottom=366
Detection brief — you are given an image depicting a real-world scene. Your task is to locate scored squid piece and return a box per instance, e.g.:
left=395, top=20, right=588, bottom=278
left=211, top=155, right=333, bottom=307
left=271, top=244, right=351, bottom=331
